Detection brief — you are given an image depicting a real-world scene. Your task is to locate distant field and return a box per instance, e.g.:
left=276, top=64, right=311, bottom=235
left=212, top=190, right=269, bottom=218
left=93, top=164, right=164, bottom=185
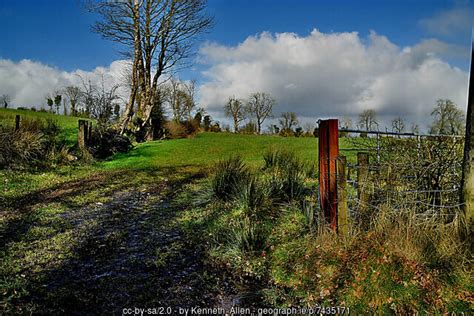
left=0, top=108, right=357, bottom=170
left=102, top=132, right=327, bottom=170
left=0, top=108, right=92, bottom=146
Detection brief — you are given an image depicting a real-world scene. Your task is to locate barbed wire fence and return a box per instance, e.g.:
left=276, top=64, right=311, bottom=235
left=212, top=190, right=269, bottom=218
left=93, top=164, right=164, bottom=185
left=317, top=120, right=466, bottom=232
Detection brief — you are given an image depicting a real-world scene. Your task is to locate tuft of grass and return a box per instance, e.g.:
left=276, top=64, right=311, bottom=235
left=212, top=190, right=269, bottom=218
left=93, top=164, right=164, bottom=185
left=210, top=156, right=250, bottom=201
left=263, top=148, right=310, bottom=202
left=233, top=215, right=267, bottom=253
left=234, top=176, right=267, bottom=215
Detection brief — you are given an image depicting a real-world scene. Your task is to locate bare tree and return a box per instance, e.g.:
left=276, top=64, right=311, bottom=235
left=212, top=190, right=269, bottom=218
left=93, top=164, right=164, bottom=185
left=279, top=112, right=298, bottom=131
left=339, top=116, right=352, bottom=130
left=64, top=86, right=81, bottom=116
left=79, top=75, right=121, bottom=134
left=182, top=79, right=197, bottom=120
left=391, top=116, right=405, bottom=133
left=90, top=0, right=213, bottom=139
left=303, top=122, right=315, bottom=135
left=246, top=92, right=275, bottom=134
left=165, top=77, right=195, bottom=122
left=429, top=99, right=465, bottom=135
left=358, top=109, right=378, bottom=131
left=1, top=94, right=10, bottom=109
left=224, top=96, right=245, bottom=132
left=79, top=77, right=95, bottom=117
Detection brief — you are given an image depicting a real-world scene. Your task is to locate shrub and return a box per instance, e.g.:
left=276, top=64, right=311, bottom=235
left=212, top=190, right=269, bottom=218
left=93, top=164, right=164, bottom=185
left=88, top=128, right=133, bottom=159
left=41, top=118, right=61, bottom=148
left=211, top=156, right=250, bottom=201
left=0, top=127, right=44, bottom=169
left=164, top=121, right=187, bottom=139
left=20, top=118, right=44, bottom=133
left=182, top=119, right=200, bottom=136
left=46, top=146, right=75, bottom=167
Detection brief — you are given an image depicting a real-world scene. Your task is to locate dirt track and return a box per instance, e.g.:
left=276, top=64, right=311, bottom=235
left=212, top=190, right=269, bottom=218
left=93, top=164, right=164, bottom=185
left=2, top=172, right=255, bottom=315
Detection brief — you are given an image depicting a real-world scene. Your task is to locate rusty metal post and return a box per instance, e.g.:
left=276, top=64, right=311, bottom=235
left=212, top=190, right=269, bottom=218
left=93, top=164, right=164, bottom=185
left=357, top=152, right=370, bottom=212
left=15, top=115, right=20, bottom=130
left=337, top=156, right=348, bottom=235
left=319, top=119, right=339, bottom=231
left=461, top=40, right=474, bottom=235
left=78, top=119, right=86, bottom=149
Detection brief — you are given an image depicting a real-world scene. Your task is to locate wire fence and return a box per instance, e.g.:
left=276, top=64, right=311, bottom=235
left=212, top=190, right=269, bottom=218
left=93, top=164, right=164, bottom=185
left=336, top=130, right=465, bottom=224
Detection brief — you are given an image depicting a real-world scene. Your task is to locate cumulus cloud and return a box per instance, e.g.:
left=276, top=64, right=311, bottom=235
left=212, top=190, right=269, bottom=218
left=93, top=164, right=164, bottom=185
left=198, top=29, right=468, bottom=130
left=0, top=59, right=130, bottom=108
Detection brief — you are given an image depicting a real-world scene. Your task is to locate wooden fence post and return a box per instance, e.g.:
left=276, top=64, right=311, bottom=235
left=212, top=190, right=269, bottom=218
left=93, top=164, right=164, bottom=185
left=357, top=152, right=370, bottom=212
left=15, top=115, right=20, bottom=130
left=319, top=119, right=339, bottom=231
left=78, top=120, right=86, bottom=149
left=337, top=156, right=348, bottom=235
left=461, top=41, right=474, bottom=234
left=88, top=121, right=92, bottom=145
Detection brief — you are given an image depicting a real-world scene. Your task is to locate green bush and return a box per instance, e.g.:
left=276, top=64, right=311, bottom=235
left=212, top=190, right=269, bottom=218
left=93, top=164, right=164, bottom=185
left=0, top=118, right=71, bottom=169
left=211, top=156, right=250, bottom=201
left=0, top=127, right=44, bottom=169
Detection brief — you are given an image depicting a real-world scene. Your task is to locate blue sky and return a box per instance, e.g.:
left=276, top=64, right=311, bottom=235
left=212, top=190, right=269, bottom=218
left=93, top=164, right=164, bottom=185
left=0, top=0, right=472, bottom=130
left=0, top=0, right=471, bottom=71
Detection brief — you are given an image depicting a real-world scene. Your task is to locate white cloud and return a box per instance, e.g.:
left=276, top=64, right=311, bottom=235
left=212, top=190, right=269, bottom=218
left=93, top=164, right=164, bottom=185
left=419, top=7, right=473, bottom=37
left=0, top=59, right=130, bottom=108
left=198, top=29, right=469, bottom=130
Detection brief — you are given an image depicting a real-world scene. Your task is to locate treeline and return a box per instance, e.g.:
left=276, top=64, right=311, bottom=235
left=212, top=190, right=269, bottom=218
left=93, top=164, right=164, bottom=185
left=223, top=93, right=466, bottom=137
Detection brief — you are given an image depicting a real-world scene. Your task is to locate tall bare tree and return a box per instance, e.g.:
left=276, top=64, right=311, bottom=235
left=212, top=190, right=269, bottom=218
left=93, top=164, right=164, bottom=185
left=358, top=109, right=378, bottom=131
left=224, top=96, right=245, bottom=132
left=64, top=86, right=81, bottom=116
left=182, top=79, right=197, bottom=120
left=165, top=77, right=195, bottom=122
left=391, top=116, right=405, bottom=133
left=429, top=99, right=465, bottom=135
left=90, top=0, right=212, bottom=139
left=279, top=112, right=298, bottom=131
left=339, top=116, right=352, bottom=130
left=246, top=92, right=275, bottom=134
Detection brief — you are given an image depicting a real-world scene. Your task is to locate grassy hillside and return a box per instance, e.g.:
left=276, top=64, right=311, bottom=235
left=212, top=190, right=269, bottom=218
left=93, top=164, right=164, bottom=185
left=103, top=132, right=322, bottom=170
left=0, top=108, right=92, bottom=146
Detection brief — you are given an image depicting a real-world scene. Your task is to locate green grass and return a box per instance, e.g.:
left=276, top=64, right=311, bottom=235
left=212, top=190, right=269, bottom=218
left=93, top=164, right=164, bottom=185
left=103, top=132, right=347, bottom=170
left=0, top=108, right=92, bottom=146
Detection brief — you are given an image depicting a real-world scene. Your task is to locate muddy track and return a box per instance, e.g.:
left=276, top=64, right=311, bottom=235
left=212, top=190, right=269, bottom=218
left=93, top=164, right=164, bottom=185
left=7, top=173, right=245, bottom=315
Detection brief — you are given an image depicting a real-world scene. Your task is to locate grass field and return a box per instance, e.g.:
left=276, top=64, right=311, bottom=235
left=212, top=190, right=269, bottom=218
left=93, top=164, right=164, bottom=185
left=103, top=132, right=321, bottom=170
